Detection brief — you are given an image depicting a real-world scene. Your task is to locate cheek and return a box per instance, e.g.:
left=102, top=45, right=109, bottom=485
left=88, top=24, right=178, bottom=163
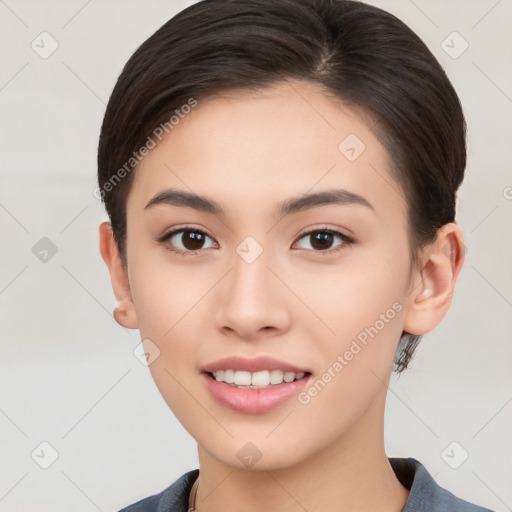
left=285, top=265, right=408, bottom=456
left=296, top=242, right=410, bottom=401
left=301, top=249, right=408, bottom=340
left=130, top=265, right=210, bottom=429
left=127, top=237, right=211, bottom=336
left=130, top=275, right=206, bottom=370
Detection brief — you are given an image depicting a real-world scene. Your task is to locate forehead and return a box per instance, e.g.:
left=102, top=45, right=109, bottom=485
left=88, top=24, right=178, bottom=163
left=129, top=80, right=406, bottom=223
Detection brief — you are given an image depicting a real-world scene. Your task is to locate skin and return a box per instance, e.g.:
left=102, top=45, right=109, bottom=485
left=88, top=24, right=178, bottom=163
left=100, top=80, right=465, bottom=512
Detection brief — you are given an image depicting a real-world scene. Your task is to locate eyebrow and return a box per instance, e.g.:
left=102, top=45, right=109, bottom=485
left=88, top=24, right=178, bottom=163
left=144, top=187, right=374, bottom=218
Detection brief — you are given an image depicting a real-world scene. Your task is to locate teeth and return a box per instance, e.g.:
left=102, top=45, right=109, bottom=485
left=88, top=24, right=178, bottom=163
left=223, top=369, right=235, bottom=383
left=251, top=370, right=270, bottom=387
left=211, top=369, right=307, bottom=388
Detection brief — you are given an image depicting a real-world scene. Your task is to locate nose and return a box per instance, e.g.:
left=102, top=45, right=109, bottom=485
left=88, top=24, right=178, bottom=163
left=214, top=246, right=292, bottom=341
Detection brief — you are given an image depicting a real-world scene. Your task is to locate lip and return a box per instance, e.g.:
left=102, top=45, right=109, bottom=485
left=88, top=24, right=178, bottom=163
left=202, top=372, right=311, bottom=414
left=202, top=356, right=310, bottom=374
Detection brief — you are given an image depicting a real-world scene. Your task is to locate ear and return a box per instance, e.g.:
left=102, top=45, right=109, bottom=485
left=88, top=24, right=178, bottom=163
left=99, top=221, right=138, bottom=329
left=403, top=223, right=465, bottom=336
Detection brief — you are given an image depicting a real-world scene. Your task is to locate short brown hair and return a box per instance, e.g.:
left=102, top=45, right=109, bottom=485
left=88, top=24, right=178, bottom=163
left=97, top=0, right=466, bottom=372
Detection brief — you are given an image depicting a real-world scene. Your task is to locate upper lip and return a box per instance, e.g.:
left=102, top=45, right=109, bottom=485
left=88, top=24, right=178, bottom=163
left=202, top=356, right=310, bottom=374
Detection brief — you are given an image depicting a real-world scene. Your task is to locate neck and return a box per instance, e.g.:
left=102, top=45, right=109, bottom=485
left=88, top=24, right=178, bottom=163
left=193, top=390, right=409, bottom=512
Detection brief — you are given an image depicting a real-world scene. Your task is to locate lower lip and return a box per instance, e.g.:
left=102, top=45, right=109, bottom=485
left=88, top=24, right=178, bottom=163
left=202, top=373, right=310, bottom=414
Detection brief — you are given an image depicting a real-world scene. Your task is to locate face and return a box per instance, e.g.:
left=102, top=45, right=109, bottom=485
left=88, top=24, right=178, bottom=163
left=121, top=81, right=418, bottom=470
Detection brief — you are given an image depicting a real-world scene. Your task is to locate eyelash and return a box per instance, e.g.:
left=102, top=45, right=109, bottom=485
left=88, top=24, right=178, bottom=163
left=157, top=225, right=355, bottom=257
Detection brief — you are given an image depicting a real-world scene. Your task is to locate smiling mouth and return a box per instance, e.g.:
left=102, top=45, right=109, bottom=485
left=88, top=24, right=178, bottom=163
left=203, top=366, right=312, bottom=414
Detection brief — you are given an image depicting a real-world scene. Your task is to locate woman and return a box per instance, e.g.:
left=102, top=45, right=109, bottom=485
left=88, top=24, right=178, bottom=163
left=97, top=0, right=495, bottom=510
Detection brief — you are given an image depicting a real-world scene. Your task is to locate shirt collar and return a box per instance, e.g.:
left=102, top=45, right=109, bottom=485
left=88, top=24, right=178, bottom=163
left=155, top=457, right=491, bottom=512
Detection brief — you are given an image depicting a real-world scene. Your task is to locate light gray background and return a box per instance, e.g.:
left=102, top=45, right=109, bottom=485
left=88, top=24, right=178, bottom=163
left=1, top=1, right=511, bottom=511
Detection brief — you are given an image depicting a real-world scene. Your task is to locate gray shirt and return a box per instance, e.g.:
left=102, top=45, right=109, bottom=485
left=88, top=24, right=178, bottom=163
left=118, top=457, right=495, bottom=511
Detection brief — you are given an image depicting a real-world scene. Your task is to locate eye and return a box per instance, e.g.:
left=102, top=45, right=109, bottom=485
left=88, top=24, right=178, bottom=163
left=157, top=225, right=354, bottom=257
left=293, top=227, right=354, bottom=254
left=157, top=226, right=217, bottom=256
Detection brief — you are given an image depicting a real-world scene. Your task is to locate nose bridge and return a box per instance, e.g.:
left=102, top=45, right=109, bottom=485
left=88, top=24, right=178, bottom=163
left=230, top=236, right=274, bottom=307
left=214, top=235, right=290, bottom=336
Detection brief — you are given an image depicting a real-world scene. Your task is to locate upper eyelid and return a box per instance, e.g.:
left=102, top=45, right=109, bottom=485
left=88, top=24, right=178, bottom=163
left=157, top=226, right=213, bottom=243
left=294, top=228, right=354, bottom=249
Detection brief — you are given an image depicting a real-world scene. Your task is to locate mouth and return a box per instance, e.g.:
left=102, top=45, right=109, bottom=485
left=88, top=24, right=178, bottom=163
left=202, top=370, right=312, bottom=414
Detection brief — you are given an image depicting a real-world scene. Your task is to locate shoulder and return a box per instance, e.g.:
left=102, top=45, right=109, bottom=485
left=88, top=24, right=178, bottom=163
left=389, top=457, right=496, bottom=512
left=117, top=469, right=199, bottom=512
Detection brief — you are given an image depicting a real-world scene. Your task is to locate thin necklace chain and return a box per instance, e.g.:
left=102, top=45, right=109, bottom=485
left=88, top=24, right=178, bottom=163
left=189, top=477, right=199, bottom=512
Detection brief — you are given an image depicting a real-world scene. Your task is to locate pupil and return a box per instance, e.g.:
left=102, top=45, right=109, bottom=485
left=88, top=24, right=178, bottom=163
left=183, top=230, right=204, bottom=250
left=312, top=232, right=332, bottom=250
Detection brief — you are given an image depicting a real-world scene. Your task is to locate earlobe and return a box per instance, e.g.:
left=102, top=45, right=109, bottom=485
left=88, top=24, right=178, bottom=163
left=98, top=221, right=138, bottom=330
left=403, top=223, right=465, bottom=336
left=113, top=298, right=138, bottom=329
